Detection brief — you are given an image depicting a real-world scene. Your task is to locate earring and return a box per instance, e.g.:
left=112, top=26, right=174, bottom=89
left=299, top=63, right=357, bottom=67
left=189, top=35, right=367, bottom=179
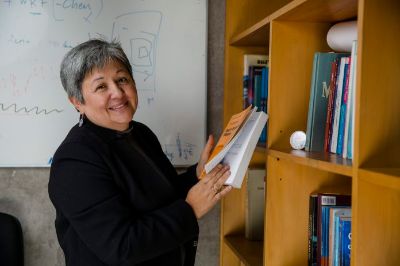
left=79, top=114, right=84, bottom=127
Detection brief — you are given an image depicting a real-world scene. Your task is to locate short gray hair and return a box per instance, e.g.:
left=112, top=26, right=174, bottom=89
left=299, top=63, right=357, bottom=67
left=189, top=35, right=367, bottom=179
left=60, top=39, right=133, bottom=103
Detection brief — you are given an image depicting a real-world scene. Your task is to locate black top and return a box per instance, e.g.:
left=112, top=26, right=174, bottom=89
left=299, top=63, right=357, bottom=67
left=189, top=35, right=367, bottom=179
left=48, top=118, right=199, bottom=266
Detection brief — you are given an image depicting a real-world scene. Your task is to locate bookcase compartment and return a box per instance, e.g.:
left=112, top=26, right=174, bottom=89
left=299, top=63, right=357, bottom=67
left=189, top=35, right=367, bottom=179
left=268, top=20, right=332, bottom=151
left=354, top=172, right=400, bottom=266
left=221, top=0, right=399, bottom=265
left=356, top=0, right=400, bottom=170
left=265, top=155, right=351, bottom=265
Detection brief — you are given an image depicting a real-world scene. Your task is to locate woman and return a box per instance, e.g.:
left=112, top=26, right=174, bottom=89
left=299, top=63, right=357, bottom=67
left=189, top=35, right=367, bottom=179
left=48, top=39, right=232, bottom=266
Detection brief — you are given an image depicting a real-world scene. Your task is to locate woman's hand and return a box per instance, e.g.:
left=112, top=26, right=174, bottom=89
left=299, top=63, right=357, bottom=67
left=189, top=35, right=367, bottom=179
left=186, top=164, right=232, bottom=219
left=196, top=135, right=214, bottom=178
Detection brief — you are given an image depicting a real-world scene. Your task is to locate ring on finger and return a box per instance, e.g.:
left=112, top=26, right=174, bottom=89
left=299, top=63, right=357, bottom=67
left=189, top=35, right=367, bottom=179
left=212, top=184, right=222, bottom=194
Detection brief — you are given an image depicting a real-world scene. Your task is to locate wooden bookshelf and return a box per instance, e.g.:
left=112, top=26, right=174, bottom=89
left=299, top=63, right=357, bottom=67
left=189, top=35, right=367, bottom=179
left=220, top=0, right=400, bottom=265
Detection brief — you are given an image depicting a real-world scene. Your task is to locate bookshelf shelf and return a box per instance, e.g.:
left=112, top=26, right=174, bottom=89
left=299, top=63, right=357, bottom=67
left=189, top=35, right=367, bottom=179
left=224, top=235, right=263, bottom=266
left=220, top=0, right=400, bottom=265
left=268, top=148, right=353, bottom=176
left=270, top=0, right=358, bottom=22
left=358, top=168, right=400, bottom=191
left=230, top=17, right=270, bottom=46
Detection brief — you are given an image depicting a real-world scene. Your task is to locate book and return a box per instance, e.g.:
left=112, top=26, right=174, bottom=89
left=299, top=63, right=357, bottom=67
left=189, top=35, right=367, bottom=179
left=328, top=207, right=351, bottom=266
left=336, top=57, right=351, bottom=156
left=308, top=194, right=318, bottom=266
left=345, top=40, right=358, bottom=159
left=243, top=54, right=269, bottom=109
left=330, top=57, right=350, bottom=153
left=248, top=66, right=264, bottom=109
left=245, top=168, right=265, bottom=240
left=339, top=216, right=352, bottom=266
left=342, top=42, right=356, bottom=159
left=315, top=193, right=351, bottom=266
left=202, top=106, right=268, bottom=188
left=259, top=66, right=269, bottom=145
left=305, top=53, right=348, bottom=152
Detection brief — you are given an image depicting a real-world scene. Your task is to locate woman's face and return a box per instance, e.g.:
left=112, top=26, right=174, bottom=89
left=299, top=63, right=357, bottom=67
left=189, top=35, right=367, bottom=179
left=70, top=60, right=138, bottom=131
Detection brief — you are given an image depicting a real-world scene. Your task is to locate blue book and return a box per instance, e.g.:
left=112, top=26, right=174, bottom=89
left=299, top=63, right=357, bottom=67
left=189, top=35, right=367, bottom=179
left=305, top=53, right=348, bottom=152
left=339, top=217, right=352, bottom=266
left=243, top=54, right=268, bottom=108
left=317, top=193, right=351, bottom=266
left=331, top=208, right=351, bottom=266
left=336, top=60, right=350, bottom=155
left=260, top=67, right=269, bottom=144
left=253, top=67, right=264, bottom=109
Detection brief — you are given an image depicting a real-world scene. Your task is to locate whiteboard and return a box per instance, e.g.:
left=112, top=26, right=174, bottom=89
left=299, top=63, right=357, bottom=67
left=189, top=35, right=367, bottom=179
left=0, top=0, right=207, bottom=167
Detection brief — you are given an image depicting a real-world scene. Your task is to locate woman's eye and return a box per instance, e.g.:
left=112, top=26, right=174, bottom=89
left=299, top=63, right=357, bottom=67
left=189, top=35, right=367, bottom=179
left=95, top=85, right=106, bottom=91
left=118, top=77, right=128, bottom=84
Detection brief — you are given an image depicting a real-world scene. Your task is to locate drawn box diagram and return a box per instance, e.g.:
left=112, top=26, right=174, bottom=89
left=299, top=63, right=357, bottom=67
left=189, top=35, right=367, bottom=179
left=112, top=11, right=162, bottom=91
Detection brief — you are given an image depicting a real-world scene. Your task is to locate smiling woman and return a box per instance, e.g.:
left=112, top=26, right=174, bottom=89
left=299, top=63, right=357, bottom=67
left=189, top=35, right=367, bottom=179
left=48, top=39, right=233, bottom=266
left=70, top=60, right=138, bottom=131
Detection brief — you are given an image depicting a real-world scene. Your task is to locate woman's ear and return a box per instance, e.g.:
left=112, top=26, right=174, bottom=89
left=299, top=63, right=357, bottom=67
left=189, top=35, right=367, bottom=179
left=69, top=97, right=82, bottom=113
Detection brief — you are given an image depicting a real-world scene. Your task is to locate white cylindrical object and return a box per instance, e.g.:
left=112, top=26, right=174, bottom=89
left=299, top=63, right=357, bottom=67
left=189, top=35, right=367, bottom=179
left=327, top=20, right=357, bottom=52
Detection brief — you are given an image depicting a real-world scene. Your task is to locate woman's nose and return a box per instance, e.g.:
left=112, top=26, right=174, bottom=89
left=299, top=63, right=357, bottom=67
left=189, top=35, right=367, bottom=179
left=109, top=82, right=124, bottom=97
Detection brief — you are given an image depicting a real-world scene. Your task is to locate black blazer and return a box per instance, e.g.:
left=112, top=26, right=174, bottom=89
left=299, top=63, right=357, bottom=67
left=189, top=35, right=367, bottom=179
left=48, top=119, right=199, bottom=266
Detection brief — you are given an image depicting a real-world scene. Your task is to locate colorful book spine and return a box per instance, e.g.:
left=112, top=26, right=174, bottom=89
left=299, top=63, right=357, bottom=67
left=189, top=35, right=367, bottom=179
left=260, top=66, right=268, bottom=144
left=336, top=58, right=351, bottom=155
left=330, top=57, right=349, bottom=153
left=324, top=60, right=339, bottom=152
left=308, top=194, right=318, bottom=266
left=329, top=208, right=351, bottom=266
left=340, top=217, right=352, bottom=266
left=243, top=54, right=269, bottom=109
left=347, top=41, right=358, bottom=159
left=316, top=193, right=351, bottom=266
left=306, top=52, right=349, bottom=152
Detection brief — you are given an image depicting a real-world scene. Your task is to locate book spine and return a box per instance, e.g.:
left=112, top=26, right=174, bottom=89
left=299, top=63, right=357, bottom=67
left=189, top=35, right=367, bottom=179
left=243, top=75, right=249, bottom=109
left=308, top=195, right=318, bottom=266
left=336, top=59, right=350, bottom=155
left=342, top=54, right=354, bottom=158
left=248, top=66, right=255, bottom=106
left=305, top=53, right=320, bottom=151
left=324, top=60, right=339, bottom=152
left=317, top=194, right=351, bottom=266
left=348, top=41, right=358, bottom=159
left=341, top=219, right=352, bottom=266
left=260, top=67, right=268, bottom=144
left=330, top=57, right=348, bottom=153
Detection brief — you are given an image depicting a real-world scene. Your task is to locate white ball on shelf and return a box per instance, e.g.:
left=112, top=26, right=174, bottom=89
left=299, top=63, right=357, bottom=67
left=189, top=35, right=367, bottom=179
left=290, top=131, right=306, bottom=150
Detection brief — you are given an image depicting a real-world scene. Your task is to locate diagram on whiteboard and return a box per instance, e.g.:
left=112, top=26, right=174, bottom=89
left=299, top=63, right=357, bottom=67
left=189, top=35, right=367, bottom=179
left=112, top=11, right=162, bottom=92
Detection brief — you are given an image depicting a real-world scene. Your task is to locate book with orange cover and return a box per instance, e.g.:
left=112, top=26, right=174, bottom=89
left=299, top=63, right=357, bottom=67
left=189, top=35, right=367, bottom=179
left=201, top=106, right=268, bottom=188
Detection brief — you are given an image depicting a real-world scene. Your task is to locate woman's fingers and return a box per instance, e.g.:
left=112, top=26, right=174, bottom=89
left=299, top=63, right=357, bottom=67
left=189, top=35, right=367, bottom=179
left=196, top=135, right=214, bottom=177
left=201, top=164, right=224, bottom=183
left=213, top=185, right=232, bottom=201
left=210, top=166, right=231, bottom=196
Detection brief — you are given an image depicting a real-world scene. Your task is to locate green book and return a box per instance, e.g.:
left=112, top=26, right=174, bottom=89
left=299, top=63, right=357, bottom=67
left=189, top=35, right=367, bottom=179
left=305, top=52, right=348, bottom=152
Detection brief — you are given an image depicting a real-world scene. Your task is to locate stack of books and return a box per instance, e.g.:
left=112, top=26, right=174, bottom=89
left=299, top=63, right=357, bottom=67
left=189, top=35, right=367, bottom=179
left=243, top=54, right=269, bottom=146
left=304, top=41, right=357, bottom=159
left=308, top=192, right=352, bottom=266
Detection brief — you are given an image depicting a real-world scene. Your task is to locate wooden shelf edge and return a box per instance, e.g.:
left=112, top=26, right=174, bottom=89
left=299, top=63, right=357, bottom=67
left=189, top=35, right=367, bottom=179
left=268, top=148, right=353, bottom=176
left=269, top=0, right=357, bottom=22
left=358, top=168, right=400, bottom=191
left=230, top=17, right=271, bottom=46
left=224, top=235, right=263, bottom=266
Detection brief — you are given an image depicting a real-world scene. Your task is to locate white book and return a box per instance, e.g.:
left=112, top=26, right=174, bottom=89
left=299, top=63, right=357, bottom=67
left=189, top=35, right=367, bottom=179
left=349, top=41, right=358, bottom=159
left=204, top=107, right=268, bottom=188
left=330, top=57, right=349, bottom=153
left=243, top=54, right=269, bottom=75
left=342, top=42, right=357, bottom=158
